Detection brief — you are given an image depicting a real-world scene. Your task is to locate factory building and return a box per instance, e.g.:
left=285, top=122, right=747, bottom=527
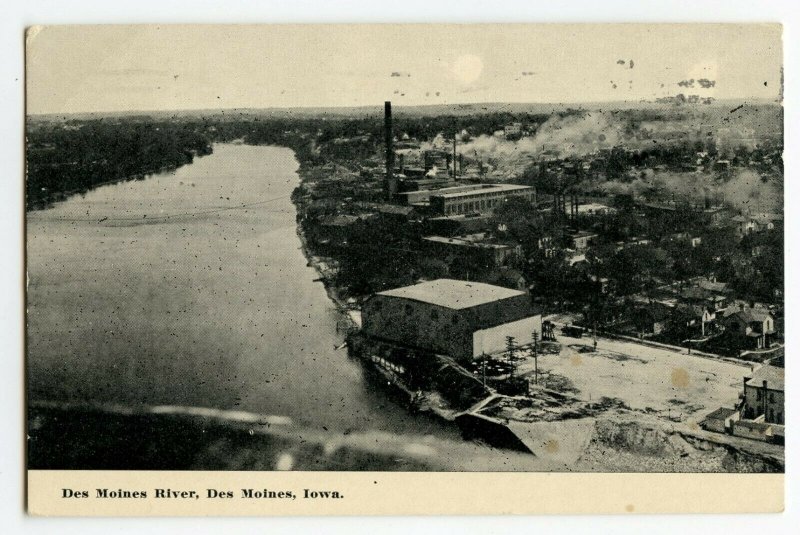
left=422, top=233, right=521, bottom=268
left=361, top=279, right=542, bottom=360
left=426, top=184, right=535, bottom=216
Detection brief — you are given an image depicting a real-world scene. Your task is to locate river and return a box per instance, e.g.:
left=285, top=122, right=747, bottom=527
left=26, top=143, right=459, bottom=440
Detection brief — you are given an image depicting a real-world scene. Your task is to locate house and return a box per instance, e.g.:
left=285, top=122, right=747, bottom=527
left=723, top=306, right=775, bottom=350
left=680, top=286, right=729, bottom=311
left=633, top=302, right=671, bottom=335
left=672, top=303, right=716, bottom=338
left=361, top=279, right=542, bottom=361
left=484, top=267, right=528, bottom=292
left=701, top=407, right=739, bottom=434
left=569, top=231, right=598, bottom=252
left=731, top=212, right=783, bottom=237
left=742, top=365, right=784, bottom=424
left=504, top=123, right=523, bottom=140
left=694, top=278, right=731, bottom=295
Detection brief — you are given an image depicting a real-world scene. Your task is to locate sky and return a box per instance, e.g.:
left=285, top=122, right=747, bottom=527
left=26, top=24, right=782, bottom=115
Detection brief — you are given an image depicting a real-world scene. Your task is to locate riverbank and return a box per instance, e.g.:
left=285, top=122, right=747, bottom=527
left=294, top=224, right=359, bottom=334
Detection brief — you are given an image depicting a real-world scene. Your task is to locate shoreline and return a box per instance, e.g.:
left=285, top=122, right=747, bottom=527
left=294, top=223, right=359, bottom=335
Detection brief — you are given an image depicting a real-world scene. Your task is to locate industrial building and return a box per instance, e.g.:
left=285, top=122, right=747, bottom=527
left=422, top=233, right=521, bottom=268
left=361, top=279, right=542, bottom=360
left=427, top=184, right=535, bottom=216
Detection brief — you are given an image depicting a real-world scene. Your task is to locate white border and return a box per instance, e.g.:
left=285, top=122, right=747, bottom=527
left=2, top=1, right=796, bottom=533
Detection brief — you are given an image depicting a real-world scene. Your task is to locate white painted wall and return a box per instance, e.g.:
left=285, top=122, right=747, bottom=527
left=471, top=315, right=543, bottom=358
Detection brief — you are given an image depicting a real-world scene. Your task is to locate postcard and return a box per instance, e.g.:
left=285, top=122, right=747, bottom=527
left=25, top=23, right=784, bottom=515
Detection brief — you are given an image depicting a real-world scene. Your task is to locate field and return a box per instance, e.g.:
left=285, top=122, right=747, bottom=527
left=515, top=333, right=751, bottom=424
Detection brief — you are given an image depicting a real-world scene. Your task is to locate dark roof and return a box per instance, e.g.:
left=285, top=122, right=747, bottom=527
left=681, top=287, right=714, bottom=301
left=696, top=280, right=730, bottom=293
left=704, top=407, right=737, bottom=421
left=675, top=303, right=710, bottom=318
left=745, top=365, right=784, bottom=392
left=730, top=308, right=773, bottom=324
left=377, top=205, right=414, bottom=215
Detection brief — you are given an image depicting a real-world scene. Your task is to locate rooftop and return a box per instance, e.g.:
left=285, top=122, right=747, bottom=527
left=570, top=230, right=598, bottom=239
left=376, top=279, right=525, bottom=310
left=431, top=183, right=532, bottom=200
left=704, top=407, right=737, bottom=421
left=696, top=279, right=730, bottom=293
left=730, top=308, right=773, bottom=324
left=423, top=236, right=512, bottom=250
left=745, top=365, right=784, bottom=392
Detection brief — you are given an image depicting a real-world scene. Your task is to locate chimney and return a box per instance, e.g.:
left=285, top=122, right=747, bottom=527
left=453, top=136, right=457, bottom=179
left=384, top=101, right=397, bottom=200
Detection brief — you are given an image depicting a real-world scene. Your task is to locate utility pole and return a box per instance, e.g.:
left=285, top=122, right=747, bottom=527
left=482, top=353, right=487, bottom=387
left=505, top=336, right=516, bottom=380
left=531, top=330, right=539, bottom=385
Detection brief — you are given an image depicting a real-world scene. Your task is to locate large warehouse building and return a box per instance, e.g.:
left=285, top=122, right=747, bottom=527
left=428, top=184, right=535, bottom=216
left=361, top=279, right=542, bottom=360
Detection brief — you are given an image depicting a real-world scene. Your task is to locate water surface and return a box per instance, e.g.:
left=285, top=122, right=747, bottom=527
left=27, top=144, right=451, bottom=437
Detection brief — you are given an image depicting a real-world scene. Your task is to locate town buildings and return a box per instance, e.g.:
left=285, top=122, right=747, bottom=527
left=702, top=364, right=784, bottom=445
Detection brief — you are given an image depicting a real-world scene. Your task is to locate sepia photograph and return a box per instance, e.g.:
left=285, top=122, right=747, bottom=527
left=24, top=22, right=784, bottom=486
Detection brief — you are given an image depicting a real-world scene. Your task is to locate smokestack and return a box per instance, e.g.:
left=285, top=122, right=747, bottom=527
left=384, top=101, right=396, bottom=200
left=453, top=136, right=457, bottom=179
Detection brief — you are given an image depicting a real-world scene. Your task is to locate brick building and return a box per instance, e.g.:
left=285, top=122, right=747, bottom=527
left=361, top=279, right=542, bottom=360
left=427, top=184, right=535, bottom=216
left=742, top=365, right=784, bottom=424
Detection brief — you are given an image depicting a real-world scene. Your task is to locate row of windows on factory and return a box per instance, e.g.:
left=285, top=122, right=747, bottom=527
left=445, top=197, right=502, bottom=215
left=444, top=194, right=534, bottom=216
left=403, top=304, right=459, bottom=324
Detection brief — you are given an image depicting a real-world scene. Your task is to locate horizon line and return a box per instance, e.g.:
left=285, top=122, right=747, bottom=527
left=27, top=96, right=782, bottom=118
